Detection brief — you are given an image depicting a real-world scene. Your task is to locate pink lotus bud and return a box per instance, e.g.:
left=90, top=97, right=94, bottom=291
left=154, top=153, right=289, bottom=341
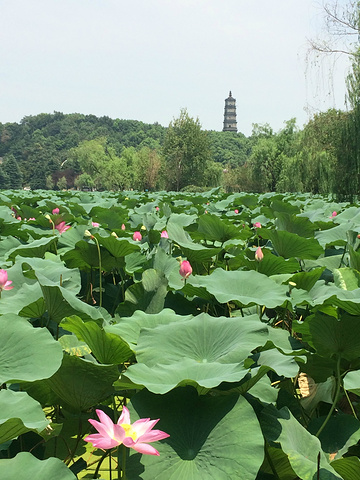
left=253, top=222, right=262, bottom=228
left=255, top=247, right=264, bottom=262
left=161, top=230, right=169, bottom=238
left=234, top=209, right=239, bottom=214
left=179, top=260, right=192, bottom=279
left=91, top=221, right=100, bottom=227
left=28, top=217, right=36, bottom=221
left=155, top=206, right=160, bottom=211
left=133, top=231, right=142, bottom=241
left=52, top=208, right=60, bottom=215
left=121, top=224, right=126, bottom=230
left=0, top=269, right=13, bottom=291
left=16, top=216, right=21, bottom=221
left=331, top=211, right=337, bottom=218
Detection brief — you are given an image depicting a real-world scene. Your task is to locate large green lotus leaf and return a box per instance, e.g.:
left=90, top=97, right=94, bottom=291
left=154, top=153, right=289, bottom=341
left=271, top=199, right=301, bottom=215
left=126, top=386, right=264, bottom=480
left=0, top=236, right=21, bottom=263
left=167, top=212, right=198, bottom=227
left=116, top=268, right=168, bottom=317
left=294, top=312, right=360, bottom=360
left=0, top=390, right=49, bottom=444
left=6, top=236, right=57, bottom=261
left=55, top=224, right=89, bottom=250
left=108, top=309, right=194, bottom=347
left=234, top=249, right=299, bottom=276
left=331, top=456, right=360, bottom=479
left=261, top=406, right=341, bottom=479
left=188, top=269, right=288, bottom=308
left=94, top=233, right=140, bottom=258
left=166, top=222, right=221, bottom=263
left=18, top=254, right=81, bottom=293
left=60, top=315, right=133, bottom=364
left=260, top=445, right=297, bottom=480
left=304, top=254, right=343, bottom=272
left=61, top=240, right=114, bottom=271
left=36, top=272, right=104, bottom=324
left=306, top=282, right=360, bottom=315
left=256, top=349, right=304, bottom=378
left=197, top=213, right=246, bottom=243
left=344, top=370, right=360, bottom=396
left=349, top=246, right=360, bottom=271
left=124, top=313, right=268, bottom=393
left=45, top=354, right=119, bottom=412
left=0, top=452, right=76, bottom=480
left=315, top=223, right=352, bottom=247
left=89, top=205, right=128, bottom=229
left=260, top=229, right=323, bottom=259
left=334, top=267, right=360, bottom=291
left=275, top=212, right=317, bottom=238
left=0, top=314, right=63, bottom=383
left=288, top=267, right=326, bottom=291
left=307, top=414, right=360, bottom=458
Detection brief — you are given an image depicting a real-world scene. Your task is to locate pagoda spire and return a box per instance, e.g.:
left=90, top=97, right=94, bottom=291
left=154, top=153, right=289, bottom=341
left=223, top=91, right=237, bottom=132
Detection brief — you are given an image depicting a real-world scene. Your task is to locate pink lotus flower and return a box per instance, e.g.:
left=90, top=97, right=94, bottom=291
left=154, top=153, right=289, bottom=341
left=179, top=260, right=192, bottom=279
left=52, top=208, right=60, bottom=215
left=331, top=211, right=337, bottom=218
left=133, top=231, right=142, bottom=241
left=155, top=206, right=160, bottom=212
left=255, top=246, right=264, bottom=262
left=121, top=224, right=126, bottom=231
left=16, top=216, right=22, bottom=221
left=253, top=222, right=262, bottom=228
left=55, top=221, right=71, bottom=234
left=161, top=230, right=169, bottom=238
left=0, top=269, right=13, bottom=291
left=28, top=217, right=36, bottom=221
left=234, top=209, right=239, bottom=214
left=92, top=221, right=100, bottom=228
left=84, top=407, right=169, bottom=456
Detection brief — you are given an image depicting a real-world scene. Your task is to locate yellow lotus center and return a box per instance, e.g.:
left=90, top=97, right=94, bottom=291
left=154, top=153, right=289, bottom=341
left=120, top=423, right=137, bottom=441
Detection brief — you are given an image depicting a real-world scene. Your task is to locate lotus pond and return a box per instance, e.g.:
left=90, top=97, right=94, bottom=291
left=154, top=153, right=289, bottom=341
left=1, top=188, right=360, bottom=479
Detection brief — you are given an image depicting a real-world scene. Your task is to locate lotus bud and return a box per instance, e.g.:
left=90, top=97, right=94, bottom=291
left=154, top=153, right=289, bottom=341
left=255, top=247, right=264, bottom=262
left=84, top=230, right=93, bottom=238
left=161, top=230, right=169, bottom=238
left=121, top=224, right=126, bottom=230
left=179, top=260, right=192, bottom=279
left=111, top=232, right=118, bottom=238
left=234, top=209, right=239, bottom=214
left=133, top=231, right=142, bottom=241
left=253, top=222, right=262, bottom=228
left=52, top=208, right=60, bottom=215
left=91, top=221, right=100, bottom=228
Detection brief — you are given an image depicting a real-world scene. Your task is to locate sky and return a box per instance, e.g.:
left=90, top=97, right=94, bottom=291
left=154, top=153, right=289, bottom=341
left=0, top=0, right=353, bottom=136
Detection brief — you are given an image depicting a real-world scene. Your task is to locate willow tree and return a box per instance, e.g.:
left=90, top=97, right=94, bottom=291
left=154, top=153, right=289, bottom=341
left=163, top=109, right=213, bottom=191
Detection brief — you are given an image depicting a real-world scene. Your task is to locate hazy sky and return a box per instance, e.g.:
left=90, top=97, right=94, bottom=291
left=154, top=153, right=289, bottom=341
left=1, top=0, right=352, bottom=136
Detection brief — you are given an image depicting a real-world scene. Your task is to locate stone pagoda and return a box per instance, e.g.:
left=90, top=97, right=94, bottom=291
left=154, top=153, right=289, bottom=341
left=222, top=91, right=237, bottom=132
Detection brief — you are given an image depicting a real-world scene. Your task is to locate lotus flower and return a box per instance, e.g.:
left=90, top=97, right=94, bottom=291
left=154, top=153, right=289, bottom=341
left=179, top=260, right=192, bottom=279
left=121, top=224, right=126, bottom=231
left=55, top=221, right=71, bottom=234
left=253, top=222, right=262, bottom=228
left=0, top=269, right=13, bottom=291
left=331, top=211, right=337, bottom=218
left=84, top=407, right=169, bottom=456
left=155, top=206, right=160, bottom=212
left=133, top=231, right=142, bottom=241
left=161, top=230, right=169, bottom=238
left=255, top=246, right=264, bottom=262
left=234, top=209, right=239, bottom=214
left=52, top=208, right=60, bottom=215
left=92, top=221, right=100, bottom=227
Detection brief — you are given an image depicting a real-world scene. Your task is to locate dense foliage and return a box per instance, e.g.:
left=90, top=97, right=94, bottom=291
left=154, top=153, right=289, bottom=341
left=2, top=189, right=360, bottom=479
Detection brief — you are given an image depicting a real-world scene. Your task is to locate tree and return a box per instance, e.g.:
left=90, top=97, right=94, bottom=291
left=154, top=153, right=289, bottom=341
left=57, top=176, right=67, bottom=190
left=0, top=166, right=9, bottom=189
left=163, top=109, right=213, bottom=191
left=309, top=1, right=360, bottom=57
left=3, top=154, right=23, bottom=189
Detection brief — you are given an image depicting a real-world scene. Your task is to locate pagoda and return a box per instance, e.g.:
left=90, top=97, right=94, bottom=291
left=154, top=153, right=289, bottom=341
left=223, top=91, right=237, bottom=132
